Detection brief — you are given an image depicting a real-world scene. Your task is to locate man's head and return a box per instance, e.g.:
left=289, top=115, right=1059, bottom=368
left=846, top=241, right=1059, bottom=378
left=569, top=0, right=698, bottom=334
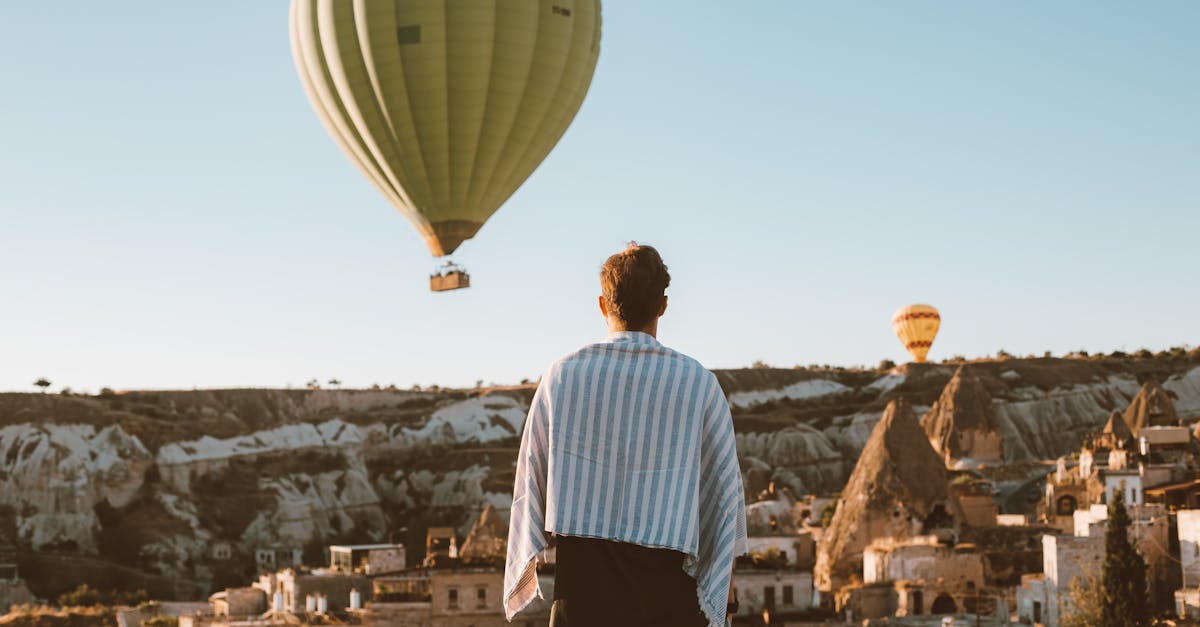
left=599, top=242, right=670, bottom=335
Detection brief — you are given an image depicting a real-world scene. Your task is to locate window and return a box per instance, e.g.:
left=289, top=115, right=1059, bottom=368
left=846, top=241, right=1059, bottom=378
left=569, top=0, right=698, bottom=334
left=448, top=587, right=459, bottom=609
left=782, top=585, right=793, bottom=605
left=912, top=590, right=924, bottom=615
left=1033, top=601, right=1042, bottom=623
left=764, top=586, right=775, bottom=611
left=476, top=586, right=487, bottom=609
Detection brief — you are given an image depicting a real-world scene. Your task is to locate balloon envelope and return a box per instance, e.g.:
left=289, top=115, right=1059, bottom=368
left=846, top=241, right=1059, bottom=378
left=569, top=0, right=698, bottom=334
left=892, top=304, right=941, bottom=363
left=289, top=0, right=602, bottom=256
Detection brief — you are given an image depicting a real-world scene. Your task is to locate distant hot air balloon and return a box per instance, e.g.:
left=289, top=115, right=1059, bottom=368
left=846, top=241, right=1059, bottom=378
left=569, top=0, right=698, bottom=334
left=892, top=304, right=940, bottom=363
left=289, top=0, right=602, bottom=291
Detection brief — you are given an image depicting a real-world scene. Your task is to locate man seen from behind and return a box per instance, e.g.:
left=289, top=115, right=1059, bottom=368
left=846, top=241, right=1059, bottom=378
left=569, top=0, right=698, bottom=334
left=504, top=243, right=748, bottom=627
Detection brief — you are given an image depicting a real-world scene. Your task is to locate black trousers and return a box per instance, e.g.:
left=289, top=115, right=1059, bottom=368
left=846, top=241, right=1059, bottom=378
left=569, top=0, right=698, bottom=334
left=550, top=535, right=709, bottom=627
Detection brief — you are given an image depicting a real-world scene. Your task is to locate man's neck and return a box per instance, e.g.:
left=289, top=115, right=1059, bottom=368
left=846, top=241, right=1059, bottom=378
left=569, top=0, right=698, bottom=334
left=608, top=323, right=657, bottom=338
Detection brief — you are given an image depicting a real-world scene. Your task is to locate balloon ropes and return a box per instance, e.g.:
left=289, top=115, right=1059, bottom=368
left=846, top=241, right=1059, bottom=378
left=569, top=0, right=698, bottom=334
left=892, top=304, right=940, bottom=363
left=289, top=0, right=602, bottom=291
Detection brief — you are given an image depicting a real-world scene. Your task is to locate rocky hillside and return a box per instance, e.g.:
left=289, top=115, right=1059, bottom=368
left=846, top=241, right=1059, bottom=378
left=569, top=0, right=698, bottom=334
left=0, top=388, right=533, bottom=598
left=1, top=351, right=1198, bottom=599
left=727, top=352, right=1200, bottom=496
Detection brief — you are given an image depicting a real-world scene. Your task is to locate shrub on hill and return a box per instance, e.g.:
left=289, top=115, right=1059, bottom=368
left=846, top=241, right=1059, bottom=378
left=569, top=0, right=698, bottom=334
left=0, top=606, right=116, bottom=627
left=56, top=585, right=101, bottom=608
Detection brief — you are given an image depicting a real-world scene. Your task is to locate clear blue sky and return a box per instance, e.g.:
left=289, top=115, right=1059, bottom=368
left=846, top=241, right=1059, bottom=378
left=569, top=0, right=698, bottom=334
left=1, top=2, right=1196, bottom=392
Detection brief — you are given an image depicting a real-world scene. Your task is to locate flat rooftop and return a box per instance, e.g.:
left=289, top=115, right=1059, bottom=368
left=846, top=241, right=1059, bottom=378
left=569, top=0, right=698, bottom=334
left=329, top=544, right=405, bottom=551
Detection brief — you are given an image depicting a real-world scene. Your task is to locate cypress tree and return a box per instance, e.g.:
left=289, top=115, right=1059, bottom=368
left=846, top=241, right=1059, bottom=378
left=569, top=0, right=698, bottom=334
left=1100, top=488, right=1149, bottom=626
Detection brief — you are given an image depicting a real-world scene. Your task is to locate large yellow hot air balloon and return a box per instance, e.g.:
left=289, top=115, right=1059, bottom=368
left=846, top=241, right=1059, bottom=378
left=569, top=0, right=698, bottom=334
left=289, top=0, right=602, bottom=291
left=892, top=304, right=940, bottom=363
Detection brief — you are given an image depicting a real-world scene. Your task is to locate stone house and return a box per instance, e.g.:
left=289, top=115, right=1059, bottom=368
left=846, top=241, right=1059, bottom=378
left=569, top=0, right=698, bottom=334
left=745, top=531, right=816, bottom=570
left=209, top=586, right=266, bottom=617
left=255, top=547, right=303, bottom=572
left=254, top=568, right=370, bottom=615
left=731, top=569, right=813, bottom=619
left=1175, top=509, right=1200, bottom=618
left=863, top=537, right=984, bottom=592
left=840, top=536, right=991, bottom=621
left=1073, top=503, right=1176, bottom=611
left=1179, top=509, right=1200, bottom=586
left=1041, top=458, right=1090, bottom=534
left=1016, top=573, right=1049, bottom=625
left=1019, top=502, right=1175, bottom=626
left=330, top=543, right=407, bottom=575
left=425, top=528, right=458, bottom=566
left=744, top=484, right=818, bottom=572
left=1016, top=534, right=1102, bottom=627
left=369, top=568, right=551, bottom=627
left=1103, top=468, right=1144, bottom=506
left=837, top=579, right=995, bottom=623
left=430, top=568, right=506, bottom=627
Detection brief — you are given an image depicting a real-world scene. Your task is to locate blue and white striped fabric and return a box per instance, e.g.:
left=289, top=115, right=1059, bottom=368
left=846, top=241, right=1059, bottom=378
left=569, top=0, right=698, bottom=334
left=504, top=331, right=748, bottom=627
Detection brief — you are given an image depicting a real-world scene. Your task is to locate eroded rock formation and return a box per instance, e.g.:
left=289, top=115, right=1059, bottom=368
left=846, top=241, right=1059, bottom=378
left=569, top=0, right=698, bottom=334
left=1123, top=380, right=1179, bottom=434
left=458, top=503, right=508, bottom=563
left=920, top=366, right=1004, bottom=466
left=2, top=356, right=1198, bottom=599
left=814, top=398, right=963, bottom=592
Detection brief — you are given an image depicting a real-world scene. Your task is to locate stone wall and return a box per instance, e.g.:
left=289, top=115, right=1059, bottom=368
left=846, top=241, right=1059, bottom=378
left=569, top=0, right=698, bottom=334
left=1042, top=534, right=1102, bottom=627
left=732, top=569, right=813, bottom=617
left=1179, top=510, right=1200, bottom=588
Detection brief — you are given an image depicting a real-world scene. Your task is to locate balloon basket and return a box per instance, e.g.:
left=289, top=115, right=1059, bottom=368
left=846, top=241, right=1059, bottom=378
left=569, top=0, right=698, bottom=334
left=430, top=261, right=470, bottom=292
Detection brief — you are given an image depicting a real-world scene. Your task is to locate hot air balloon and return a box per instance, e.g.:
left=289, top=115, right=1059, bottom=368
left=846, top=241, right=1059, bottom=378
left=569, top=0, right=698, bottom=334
left=892, top=304, right=940, bottom=363
left=289, top=0, right=602, bottom=291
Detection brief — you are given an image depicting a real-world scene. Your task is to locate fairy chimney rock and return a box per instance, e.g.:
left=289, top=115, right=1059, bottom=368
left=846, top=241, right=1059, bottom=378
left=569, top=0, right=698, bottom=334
left=1123, top=380, right=1178, bottom=435
left=920, top=365, right=1003, bottom=466
left=458, top=503, right=508, bottom=564
left=815, top=398, right=963, bottom=592
left=1103, top=411, right=1133, bottom=441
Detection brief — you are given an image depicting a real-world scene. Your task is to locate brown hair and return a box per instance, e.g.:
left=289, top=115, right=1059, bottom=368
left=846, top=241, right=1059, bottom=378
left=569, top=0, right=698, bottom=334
left=600, top=242, right=670, bottom=330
